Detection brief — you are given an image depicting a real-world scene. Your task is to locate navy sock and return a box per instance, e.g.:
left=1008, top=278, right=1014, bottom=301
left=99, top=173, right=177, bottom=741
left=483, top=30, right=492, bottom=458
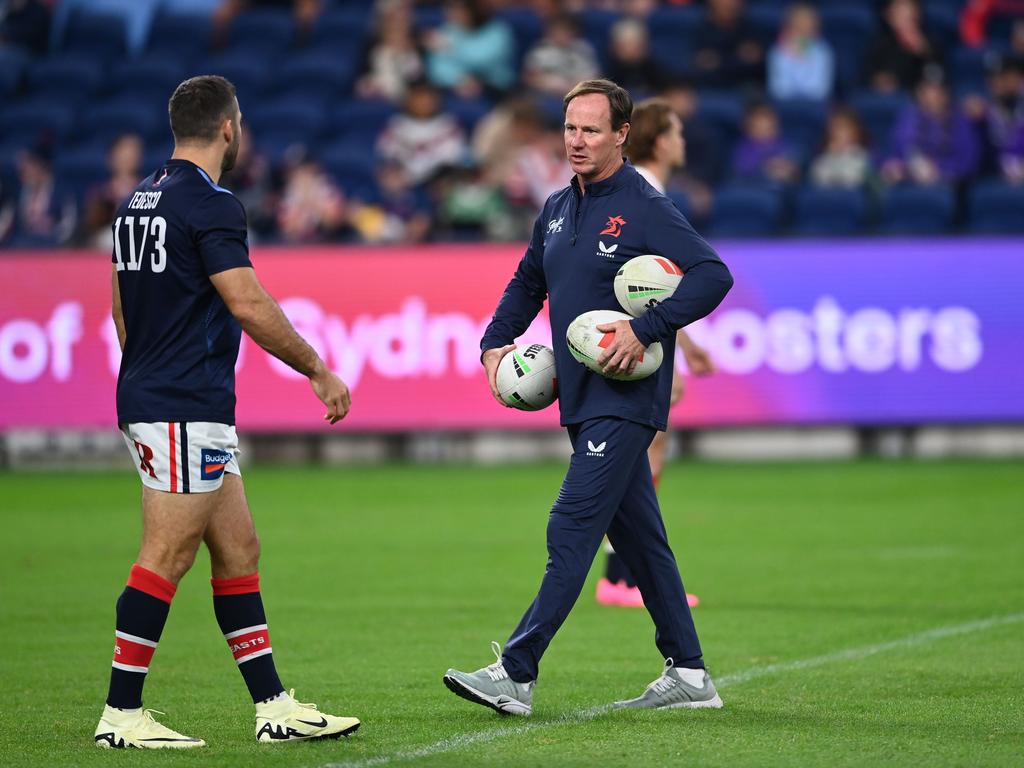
left=212, top=573, right=284, bottom=703
left=106, top=564, right=175, bottom=709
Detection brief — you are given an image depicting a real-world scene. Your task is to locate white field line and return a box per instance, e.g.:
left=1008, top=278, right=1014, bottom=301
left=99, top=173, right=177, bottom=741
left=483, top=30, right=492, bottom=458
left=321, top=612, right=1024, bottom=768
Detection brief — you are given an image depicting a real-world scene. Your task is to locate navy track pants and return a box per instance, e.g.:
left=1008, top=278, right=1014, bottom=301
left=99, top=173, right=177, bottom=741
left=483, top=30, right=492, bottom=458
left=502, top=417, right=704, bottom=682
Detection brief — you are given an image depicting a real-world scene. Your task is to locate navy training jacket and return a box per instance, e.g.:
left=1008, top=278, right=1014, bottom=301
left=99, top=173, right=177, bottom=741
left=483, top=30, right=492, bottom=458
left=481, top=162, right=734, bottom=431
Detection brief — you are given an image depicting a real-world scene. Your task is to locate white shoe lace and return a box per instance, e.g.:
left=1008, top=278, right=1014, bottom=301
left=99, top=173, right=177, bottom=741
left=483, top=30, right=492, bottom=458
left=286, top=689, right=319, bottom=713
left=485, top=640, right=510, bottom=682
left=647, top=657, right=677, bottom=695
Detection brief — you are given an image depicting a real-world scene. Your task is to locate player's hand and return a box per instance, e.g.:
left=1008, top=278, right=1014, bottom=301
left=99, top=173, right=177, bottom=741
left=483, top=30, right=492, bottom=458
left=310, top=366, right=351, bottom=425
left=596, top=320, right=646, bottom=377
left=482, top=344, right=516, bottom=407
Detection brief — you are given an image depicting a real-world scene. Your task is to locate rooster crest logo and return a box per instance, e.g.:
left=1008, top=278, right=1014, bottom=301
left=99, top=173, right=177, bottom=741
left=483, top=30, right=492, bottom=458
left=600, top=215, right=626, bottom=238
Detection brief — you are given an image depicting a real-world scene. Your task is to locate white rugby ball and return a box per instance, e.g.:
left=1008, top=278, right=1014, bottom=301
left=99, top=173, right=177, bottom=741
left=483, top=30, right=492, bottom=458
left=566, top=309, right=663, bottom=381
left=613, top=254, right=683, bottom=318
left=495, top=343, right=558, bottom=411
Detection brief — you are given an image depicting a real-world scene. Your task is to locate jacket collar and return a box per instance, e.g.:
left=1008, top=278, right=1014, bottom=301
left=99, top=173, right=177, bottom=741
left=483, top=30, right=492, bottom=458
left=570, top=160, right=635, bottom=198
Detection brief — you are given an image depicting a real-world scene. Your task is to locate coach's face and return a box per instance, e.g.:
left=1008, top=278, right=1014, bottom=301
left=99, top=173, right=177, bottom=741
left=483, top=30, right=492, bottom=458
left=564, top=93, right=629, bottom=183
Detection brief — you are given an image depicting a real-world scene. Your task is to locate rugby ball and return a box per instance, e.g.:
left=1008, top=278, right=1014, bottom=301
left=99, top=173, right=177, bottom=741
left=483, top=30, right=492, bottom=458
left=495, top=343, right=558, bottom=411
left=566, top=309, right=663, bottom=381
left=613, top=254, right=683, bottom=318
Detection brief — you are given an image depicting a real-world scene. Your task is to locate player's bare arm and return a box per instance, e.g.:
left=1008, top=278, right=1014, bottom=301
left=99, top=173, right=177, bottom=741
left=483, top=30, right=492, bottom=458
left=595, top=319, right=647, bottom=376
left=678, top=329, right=716, bottom=377
left=210, top=266, right=351, bottom=424
left=481, top=344, right=517, bottom=407
left=111, top=266, right=126, bottom=353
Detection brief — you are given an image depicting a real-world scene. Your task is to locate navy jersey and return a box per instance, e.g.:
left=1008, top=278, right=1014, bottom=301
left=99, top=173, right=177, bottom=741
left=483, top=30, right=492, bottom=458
left=481, top=163, right=733, bottom=430
left=112, top=159, right=252, bottom=425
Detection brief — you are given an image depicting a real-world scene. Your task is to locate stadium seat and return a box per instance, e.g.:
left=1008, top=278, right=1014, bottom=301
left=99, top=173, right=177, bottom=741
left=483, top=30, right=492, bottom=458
left=413, top=6, right=444, bottom=31
left=270, top=50, right=356, bottom=100
left=109, top=59, right=188, bottom=107
left=878, top=185, right=955, bottom=234
left=76, top=100, right=165, bottom=150
left=696, top=91, right=744, bottom=162
left=819, top=4, right=876, bottom=95
left=327, top=99, right=398, bottom=146
left=496, top=7, right=544, bottom=68
left=747, top=4, right=784, bottom=47
left=26, top=55, right=105, bottom=104
left=849, top=91, right=911, bottom=152
left=145, top=10, right=213, bottom=64
left=308, top=9, right=372, bottom=61
left=709, top=184, right=783, bottom=236
left=443, top=96, right=495, bottom=133
left=0, top=100, right=77, bottom=146
left=792, top=186, right=869, bottom=235
left=923, top=4, right=960, bottom=52
left=60, top=9, right=128, bottom=63
left=226, top=9, right=295, bottom=55
left=0, top=48, right=29, bottom=99
left=773, top=99, right=828, bottom=163
left=246, top=98, right=330, bottom=160
left=580, top=9, right=620, bottom=69
left=198, top=51, right=272, bottom=102
left=319, top=144, right=379, bottom=199
left=967, top=180, right=1024, bottom=233
left=52, top=148, right=110, bottom=204
left=948, top=47, right=993, bottom=96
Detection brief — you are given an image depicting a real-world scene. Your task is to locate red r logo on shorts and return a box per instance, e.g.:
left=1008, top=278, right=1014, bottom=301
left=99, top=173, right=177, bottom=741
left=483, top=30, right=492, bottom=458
left=134, top=441, right=158, bottom=479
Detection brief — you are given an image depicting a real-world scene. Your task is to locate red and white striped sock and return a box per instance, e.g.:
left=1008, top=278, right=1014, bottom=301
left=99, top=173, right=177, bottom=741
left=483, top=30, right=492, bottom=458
left=106, top=564, right=175, bottom=709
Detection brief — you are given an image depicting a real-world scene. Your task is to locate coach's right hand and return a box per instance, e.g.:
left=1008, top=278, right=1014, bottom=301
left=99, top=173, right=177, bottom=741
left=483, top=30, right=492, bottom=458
left=482, top=345, right=516, bottom=407
left=310, top=364, right=351, bottom=424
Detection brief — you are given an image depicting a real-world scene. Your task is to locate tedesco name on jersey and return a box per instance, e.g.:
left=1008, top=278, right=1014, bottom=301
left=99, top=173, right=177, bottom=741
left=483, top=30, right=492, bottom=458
left=128, top=191, right=162, bottom=210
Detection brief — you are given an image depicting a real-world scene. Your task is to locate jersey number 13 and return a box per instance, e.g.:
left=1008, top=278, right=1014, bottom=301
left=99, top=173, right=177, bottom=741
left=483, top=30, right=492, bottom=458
left=113, top=215, right=167, bottom=273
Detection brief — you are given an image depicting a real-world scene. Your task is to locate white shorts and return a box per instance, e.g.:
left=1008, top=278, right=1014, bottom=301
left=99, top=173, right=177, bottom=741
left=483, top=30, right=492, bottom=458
left=120, top=421, right=241, bottom=494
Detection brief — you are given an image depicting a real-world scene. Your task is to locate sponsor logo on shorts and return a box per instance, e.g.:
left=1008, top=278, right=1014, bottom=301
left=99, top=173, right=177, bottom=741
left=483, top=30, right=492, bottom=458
left=201, top=449, right=232, bottom=480
left=586, top=440, right=607, bottom=457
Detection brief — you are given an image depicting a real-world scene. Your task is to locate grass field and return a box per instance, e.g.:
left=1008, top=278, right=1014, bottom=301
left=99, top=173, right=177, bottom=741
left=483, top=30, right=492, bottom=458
left=1, top=460, right=1022, bottom=767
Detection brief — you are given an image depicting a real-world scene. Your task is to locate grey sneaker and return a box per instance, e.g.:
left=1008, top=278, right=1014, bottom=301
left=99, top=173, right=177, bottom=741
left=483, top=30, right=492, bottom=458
left=443, top=642, right=535, bottom=716
left=614, top=659, right=724, bottom=710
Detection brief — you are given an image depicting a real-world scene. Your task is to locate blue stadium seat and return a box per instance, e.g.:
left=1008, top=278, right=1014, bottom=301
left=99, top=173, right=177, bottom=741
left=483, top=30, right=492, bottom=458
left=319, top=144, right=378, bottom=199
left=580, top=9, right=619, bottom=69
left=226, top=9, right=295, bottom=55
left=60, top=9, right=128, bottom=63
left=443, top=96, right=494, bottom=133
left=849, top=90, right=911, bottom=151
left=246, top=98, right=329, bottom=159
left=696, top=91, right=744, bottom=161
left=0, top=100, right=77, bottom=146
left=0, top=49, right=29, bottom=99
left=709, top=184, right=783, bottom=237
left=199, top=51, right=272, bottom=102
left=308, top=9, right=371, bottom=62
left=52, top=148, right=110, bottom=204
left=271, top=49, right=356, bottom=100
left=967, top=180, right=1024, bottom=233
left=878, top=185, right=955, bottom=234
left=774, top=99, right=828, bottom=163
left=948, top=47, right=993, bottom=96
left=76, top=100, right=165, bottom=150
left=146, top=10, right=213, bottom=64
left=26, top=55, right=105, bottom=103
left=793, top=186, right=869, bottom=235
left=923, top=4, right=960, bottom=52
left=819, top=4, right=876, bottom=95
left=328, top=99, right=398, bottom=146
left=496, top=8, right=544, bottom=67
left=109, top=59, right=187, bottom=106
left=413, top=6, right=444, bottom=31
left=747, top=4, right=784, bottom=46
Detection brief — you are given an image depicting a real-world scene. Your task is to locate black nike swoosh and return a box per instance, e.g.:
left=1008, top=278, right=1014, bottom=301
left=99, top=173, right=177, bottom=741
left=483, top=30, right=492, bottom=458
left=297, top=717, right=328, bottom=728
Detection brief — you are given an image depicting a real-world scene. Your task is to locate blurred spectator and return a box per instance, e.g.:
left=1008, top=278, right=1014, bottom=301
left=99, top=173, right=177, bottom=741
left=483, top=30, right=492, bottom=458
left=212, top=0, right=322, bottom=48
left=660, top=78, right=721, bottom=187
left=968, top=55, right=1024, bottom=183
left=767, top=3, right=834, bottom=102
left=276, top=154, right=347, bottom=243
left=425, top=0, right=515, bottom=97
left=732, top=102, right=801, bottom=184
left=435, top=164, right=506, bottom=238
left=883, top=67, right=980, bottom=185
left=81, top=134, right=144, bottom=249
left=693, top=0, right=764, bottom=92
left=606, top=17, right=663, bottom=95
left=0, top=0, right=50, bottom=55
left=221, top=129, right=279, bottom=242
left=377, top=80, right=468, bottom=186
left=960, top=0, right=1024, bottom=48
left=349, top=159, right=433, bottom=244
left=0, top=142, right=77, bottom=248
left=625, top=97, right=684, bottom=194
left=866, top=0, right=938, bottom=93
left=355, top=0, right=425, bottom=102
left=810, top=108, right=872, bottom=188
left=522, top=14, right=599, bottom=98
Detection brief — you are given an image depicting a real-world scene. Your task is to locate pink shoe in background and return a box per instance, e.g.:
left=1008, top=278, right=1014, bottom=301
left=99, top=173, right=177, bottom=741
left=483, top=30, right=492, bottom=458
left=595, top=578, right=645, bottom=607
left=687, top=593, right=700, bottom=608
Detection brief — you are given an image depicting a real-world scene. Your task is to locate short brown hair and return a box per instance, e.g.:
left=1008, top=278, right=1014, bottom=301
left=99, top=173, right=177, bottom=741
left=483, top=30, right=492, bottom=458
left=625, top=98, right=675, bottom=165
left=563, top=79, right=633, bottom=131
left=168, top=75, right=237, bottom=144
